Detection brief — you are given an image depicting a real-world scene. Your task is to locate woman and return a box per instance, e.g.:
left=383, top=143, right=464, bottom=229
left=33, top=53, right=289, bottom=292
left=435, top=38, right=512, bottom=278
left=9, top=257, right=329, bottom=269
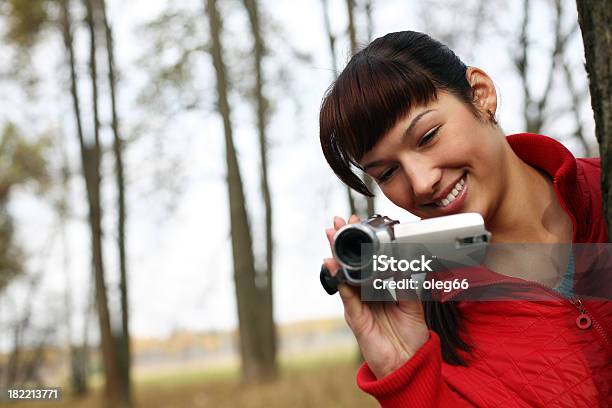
left=319, top=31, right=611, bottom=407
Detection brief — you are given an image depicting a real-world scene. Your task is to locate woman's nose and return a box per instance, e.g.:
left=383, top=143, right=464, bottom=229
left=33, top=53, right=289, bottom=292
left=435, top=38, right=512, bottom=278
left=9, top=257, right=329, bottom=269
left=402, top=161, right=441, bottom=203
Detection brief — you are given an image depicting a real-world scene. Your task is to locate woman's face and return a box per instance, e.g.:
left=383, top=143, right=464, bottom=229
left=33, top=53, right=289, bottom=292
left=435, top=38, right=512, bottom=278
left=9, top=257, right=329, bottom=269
left=360, top=91, right=507, bottom=221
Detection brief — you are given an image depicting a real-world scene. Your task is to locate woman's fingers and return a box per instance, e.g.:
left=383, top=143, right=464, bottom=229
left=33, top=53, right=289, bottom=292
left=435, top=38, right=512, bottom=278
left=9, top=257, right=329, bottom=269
left=323, top=257, right=364, bottom=322
left=325, top=228, right=336, bottom=247
left=325, top=214, right=367, bottom=328
left=333, top=216, right=347, bottom=230
left=338, top=282, right=364, bottom=319
left=328, top=214, right=359, bottom=246
left=327, top=214, right=359, bottom=249
left=323, top=257, right=341, bottom=277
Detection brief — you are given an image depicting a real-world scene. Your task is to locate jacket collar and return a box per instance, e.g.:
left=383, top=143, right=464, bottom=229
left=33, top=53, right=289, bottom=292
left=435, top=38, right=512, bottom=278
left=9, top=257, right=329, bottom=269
left=433, top=134, right=587, bottom=301
left=506, top=133, right=585, bottom=241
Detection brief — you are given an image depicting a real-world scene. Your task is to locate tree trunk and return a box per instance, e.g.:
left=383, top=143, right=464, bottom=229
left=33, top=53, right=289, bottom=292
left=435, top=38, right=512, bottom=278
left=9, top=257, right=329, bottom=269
left=205, top=0, right=275, bottom=382
left=515, top=0, right=577, bottom=137
left=99, top=0, right=132, bottom=404
left=83, top=0, right=123, bottom=403
left=576, top=0, right=612, bottom=236
left=364, top=0, right=374, bottom=42
left=321, top=0, right=358, bottom=216
left=345, top=0, right=375, bottom=217
left=57, top=134, right=90, bottom=395
left=79, top=0, right=124, bottom=405
left=346, top=0, right=358, bottom=54
left=76, top=267, right=97, bottom=396
left=59, top=2, right=90, bottom=395
left=241, top=0, right=278, bottom=380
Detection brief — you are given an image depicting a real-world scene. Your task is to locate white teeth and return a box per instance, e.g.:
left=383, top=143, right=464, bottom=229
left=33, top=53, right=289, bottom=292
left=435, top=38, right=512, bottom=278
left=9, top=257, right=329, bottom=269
left=435, top=176, right=466, bottom=207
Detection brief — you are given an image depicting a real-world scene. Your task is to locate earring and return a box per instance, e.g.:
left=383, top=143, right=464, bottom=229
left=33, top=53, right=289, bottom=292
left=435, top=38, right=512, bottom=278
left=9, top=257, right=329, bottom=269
left=487, top=109, right=498, bottom=125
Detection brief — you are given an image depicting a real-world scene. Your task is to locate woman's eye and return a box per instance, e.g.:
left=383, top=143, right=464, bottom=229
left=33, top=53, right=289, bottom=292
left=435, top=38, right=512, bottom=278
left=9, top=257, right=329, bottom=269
left=419, top=126, right=440, bottom=147
left=377, top=166, right=397, bottom=183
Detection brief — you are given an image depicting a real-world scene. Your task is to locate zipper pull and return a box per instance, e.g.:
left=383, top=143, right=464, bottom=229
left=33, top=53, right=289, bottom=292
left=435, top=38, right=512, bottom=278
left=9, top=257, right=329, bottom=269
left=571, top=297, right=592, bottom=329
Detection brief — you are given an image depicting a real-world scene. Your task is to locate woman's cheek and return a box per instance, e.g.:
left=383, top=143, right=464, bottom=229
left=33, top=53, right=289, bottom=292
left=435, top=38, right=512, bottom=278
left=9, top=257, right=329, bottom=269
left=383, top=184, right=417, bottom=214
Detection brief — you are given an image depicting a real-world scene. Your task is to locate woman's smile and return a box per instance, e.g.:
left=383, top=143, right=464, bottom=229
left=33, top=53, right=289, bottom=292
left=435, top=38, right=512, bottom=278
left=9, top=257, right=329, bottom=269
left=425, top=171, right=468, bottom=215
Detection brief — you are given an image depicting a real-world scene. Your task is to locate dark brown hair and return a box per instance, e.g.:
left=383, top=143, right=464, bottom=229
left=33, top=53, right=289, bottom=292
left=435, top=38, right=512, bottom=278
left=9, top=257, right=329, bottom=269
left=319, top=31, right=476, bottom=365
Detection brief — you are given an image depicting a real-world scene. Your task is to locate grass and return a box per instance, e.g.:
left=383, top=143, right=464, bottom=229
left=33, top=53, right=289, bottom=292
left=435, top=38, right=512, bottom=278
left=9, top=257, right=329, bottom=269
left=6, top=348, right=377, bottom=408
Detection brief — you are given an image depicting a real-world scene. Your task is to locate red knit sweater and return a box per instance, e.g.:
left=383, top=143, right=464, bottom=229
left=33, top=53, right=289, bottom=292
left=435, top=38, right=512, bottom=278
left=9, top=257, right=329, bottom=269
left=356, top=134, right=612, bottom=407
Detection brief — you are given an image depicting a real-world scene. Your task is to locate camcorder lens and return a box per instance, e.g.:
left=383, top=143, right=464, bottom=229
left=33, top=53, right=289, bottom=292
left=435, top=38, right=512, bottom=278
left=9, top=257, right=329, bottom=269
left=335, top=228, right=374, bottom=270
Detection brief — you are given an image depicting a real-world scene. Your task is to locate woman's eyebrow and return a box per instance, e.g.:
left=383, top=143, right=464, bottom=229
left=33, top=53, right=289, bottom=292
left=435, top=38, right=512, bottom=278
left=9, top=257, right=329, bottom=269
left=362, top=159, right=385, bottom=171
left=401, top=109, right=436, bottom=143
left=362, top=109, right=436, bottom=171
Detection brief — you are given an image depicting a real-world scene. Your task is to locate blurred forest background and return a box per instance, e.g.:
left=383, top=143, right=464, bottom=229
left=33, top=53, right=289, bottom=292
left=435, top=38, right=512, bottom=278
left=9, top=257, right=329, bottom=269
left=0, top=0, right=606, bottom=407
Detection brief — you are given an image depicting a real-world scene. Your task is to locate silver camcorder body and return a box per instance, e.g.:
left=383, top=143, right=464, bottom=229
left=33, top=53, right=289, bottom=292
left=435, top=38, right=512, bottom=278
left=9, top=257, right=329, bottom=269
left=321, top=213, right=491, bottom=295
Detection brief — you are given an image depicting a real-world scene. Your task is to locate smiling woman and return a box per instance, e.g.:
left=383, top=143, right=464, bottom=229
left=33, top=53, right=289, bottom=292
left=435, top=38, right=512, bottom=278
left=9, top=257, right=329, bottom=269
left=318, top=31, right=611, bottom=407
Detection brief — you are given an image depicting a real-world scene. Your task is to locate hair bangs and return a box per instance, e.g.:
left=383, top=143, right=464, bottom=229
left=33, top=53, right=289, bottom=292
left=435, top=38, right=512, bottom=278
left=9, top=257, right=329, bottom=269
left=320, top=55, right=437, bottom=196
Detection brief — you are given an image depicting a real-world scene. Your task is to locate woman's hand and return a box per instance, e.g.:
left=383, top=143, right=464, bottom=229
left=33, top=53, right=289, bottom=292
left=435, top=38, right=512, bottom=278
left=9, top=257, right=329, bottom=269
left=324, top=215, right=430, bottom=379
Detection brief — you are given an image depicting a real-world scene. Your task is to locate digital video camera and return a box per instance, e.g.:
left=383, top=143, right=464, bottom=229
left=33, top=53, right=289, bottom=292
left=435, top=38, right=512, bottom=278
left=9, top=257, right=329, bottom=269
left=320, top=213, right=491, bottom=295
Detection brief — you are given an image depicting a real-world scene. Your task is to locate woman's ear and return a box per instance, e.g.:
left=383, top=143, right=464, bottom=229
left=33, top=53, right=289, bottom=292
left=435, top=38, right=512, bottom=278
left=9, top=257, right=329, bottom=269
left=466, top=67, right=497, bottom=116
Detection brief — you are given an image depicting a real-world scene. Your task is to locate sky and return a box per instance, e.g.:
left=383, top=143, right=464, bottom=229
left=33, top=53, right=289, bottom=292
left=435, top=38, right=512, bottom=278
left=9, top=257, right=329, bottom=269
left=0, top=0, right=596, bottom=346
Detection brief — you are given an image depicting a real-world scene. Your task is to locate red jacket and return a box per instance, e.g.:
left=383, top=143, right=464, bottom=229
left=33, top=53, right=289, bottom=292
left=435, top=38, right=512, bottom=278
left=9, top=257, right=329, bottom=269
left=356, top=134, right=612, bottom=407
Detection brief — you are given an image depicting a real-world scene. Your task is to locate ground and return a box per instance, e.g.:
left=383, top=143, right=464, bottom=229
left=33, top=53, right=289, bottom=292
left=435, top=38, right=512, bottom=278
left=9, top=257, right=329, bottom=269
left=6, top=349, right=377, bottom=408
